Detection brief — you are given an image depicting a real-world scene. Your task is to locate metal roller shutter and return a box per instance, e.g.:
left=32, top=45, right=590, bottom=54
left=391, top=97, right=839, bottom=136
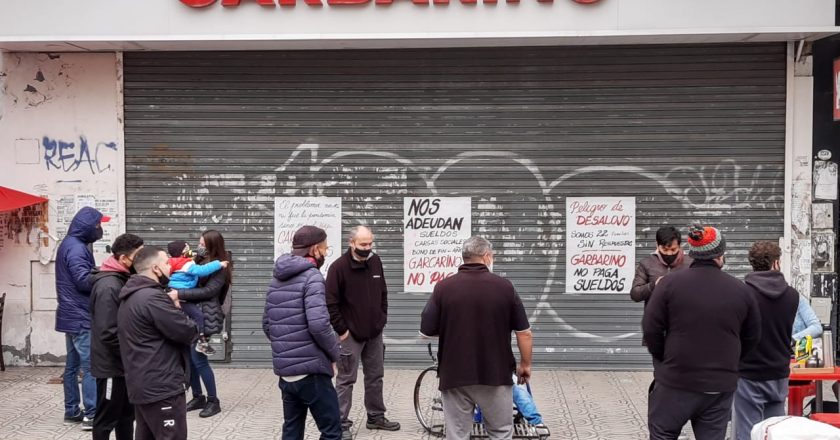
left=123, top=43, right=786, bottom=369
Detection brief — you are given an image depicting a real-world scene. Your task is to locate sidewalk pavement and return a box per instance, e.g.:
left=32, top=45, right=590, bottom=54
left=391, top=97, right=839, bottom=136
left=0, top=367, right=662, bottom=439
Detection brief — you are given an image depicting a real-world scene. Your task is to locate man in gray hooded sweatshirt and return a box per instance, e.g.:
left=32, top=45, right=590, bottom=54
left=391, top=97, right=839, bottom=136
left=733, top=241, right=799, bottom=440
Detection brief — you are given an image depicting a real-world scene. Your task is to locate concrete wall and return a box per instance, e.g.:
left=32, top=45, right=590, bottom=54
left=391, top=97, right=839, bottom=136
left=0, top=52, right=123, bottom=366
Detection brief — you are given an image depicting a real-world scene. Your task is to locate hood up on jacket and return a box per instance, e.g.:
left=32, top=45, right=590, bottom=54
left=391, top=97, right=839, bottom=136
left=273, top=254, right=317, bottom=282
left=119, top=274, right=164, bottom=301
left=68, top=206, right=105, bottom=244
left=744, top=270, right=789, bottom=299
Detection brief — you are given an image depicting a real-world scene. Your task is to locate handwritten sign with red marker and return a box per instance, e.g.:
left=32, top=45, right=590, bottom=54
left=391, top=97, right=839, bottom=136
left=404, top=197, right=471, bottom=293
left=566, top=197, right=636, bottom=294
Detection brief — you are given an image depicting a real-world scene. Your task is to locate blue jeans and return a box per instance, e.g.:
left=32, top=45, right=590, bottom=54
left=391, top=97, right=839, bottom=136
left=279, top=374, right=342, bottom=440
left=63, top=331, right=96, bottom=419
left=512, top=381, right=543, bottom=425
left=190, top=343, right=217, bottom=398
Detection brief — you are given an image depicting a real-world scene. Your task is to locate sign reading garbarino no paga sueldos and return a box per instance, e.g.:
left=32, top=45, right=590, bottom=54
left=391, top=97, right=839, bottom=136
left=274, top=197, right=342, bottom=276
left=404, top=197, right=472, bottom=293
left=566, top=197, right=636, bottom=294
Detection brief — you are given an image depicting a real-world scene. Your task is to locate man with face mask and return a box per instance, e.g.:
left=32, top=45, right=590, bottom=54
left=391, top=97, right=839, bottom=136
left=643, top=225, right=761, bottom=440
left=420, top=236, right=532, bottom=440
left=264, top=225, right=342, bottom=439
left=631, top=226, right=693, bottom=307
left=118, top=246, right=199, bottom=440
left=89, top=233, right=144, bottom=440
left=326, top=225, right=398, bottom=438
left=55, top=206, right=110, bottom=430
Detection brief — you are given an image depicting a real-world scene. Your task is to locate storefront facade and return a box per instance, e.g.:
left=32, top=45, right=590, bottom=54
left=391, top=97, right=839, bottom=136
left=0, top=0, right=836, bottom=368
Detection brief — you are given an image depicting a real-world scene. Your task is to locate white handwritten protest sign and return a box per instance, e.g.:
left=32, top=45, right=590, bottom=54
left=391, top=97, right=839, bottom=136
left=566, top=197, right=635, bottom=294
left=274, top=197, right=342, bottom=275
left=404, top=197, right=471, bottom=293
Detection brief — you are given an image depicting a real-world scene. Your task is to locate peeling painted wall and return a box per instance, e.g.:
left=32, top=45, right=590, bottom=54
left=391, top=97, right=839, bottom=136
left=0, top=52, right=123, bottom=366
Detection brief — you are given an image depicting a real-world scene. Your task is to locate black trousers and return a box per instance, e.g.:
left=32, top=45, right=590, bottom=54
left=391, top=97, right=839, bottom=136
left=93, top=377, right=135, bottom=440
left=648, top=382, right=733, bottom=440
left=279, top=374, right=342, bottom=440
left=135, top=393, right=187, bottom=440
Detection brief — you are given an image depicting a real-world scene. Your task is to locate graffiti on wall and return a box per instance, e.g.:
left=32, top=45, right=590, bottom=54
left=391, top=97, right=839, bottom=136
left=144, top=143, right=784, bottom=345
left=42, top=136, right=118, bottom=174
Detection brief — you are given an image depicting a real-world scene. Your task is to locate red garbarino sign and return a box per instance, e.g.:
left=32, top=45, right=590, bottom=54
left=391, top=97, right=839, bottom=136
left=404, top=197, right=471, bottom=293
left=565, top=197, right=635, bottom=294
left=834, top=58, right=840, bottom=121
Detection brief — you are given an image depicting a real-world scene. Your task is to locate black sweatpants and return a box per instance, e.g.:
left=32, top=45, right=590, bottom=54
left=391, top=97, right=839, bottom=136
left=93, top=377, right=135, bottom=440
left=648, top=382, right=733, bottom=440
left=135, top=393, right=187, bottom=440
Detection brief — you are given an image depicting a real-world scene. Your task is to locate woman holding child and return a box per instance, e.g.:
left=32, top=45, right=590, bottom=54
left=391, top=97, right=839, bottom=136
left=171, top=229, right=232, bottom=419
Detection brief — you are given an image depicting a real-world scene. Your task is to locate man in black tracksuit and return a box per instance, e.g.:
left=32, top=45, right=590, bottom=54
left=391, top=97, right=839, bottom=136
left=643, top=225, right=761, bottom=440
left=733, top=241, right=799, bottom=440
left=119, top=246, right=198, bottom=440
left=326, top=225, right=400, bottom=438
left=89, top=234, right=144, bottom=440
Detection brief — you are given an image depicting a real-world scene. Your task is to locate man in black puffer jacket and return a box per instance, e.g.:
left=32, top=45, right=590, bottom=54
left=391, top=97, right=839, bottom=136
left=119, top=246, right=198, bottom=440
left=89, top=233, right=144, bottom=440
left=733, top=241, right=799, bottom=440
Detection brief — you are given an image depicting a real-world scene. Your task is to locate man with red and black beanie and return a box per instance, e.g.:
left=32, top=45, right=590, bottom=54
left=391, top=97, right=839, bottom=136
left=643, top=224, right=761, bottom=440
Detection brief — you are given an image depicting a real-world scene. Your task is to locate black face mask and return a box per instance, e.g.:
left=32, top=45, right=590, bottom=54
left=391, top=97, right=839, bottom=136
left=354, top=248, right=372, bottom=259
left=94, top=225, right=104, bottom=241
left=156, top=269, right=170, bottom=289
left=314, top=255, right=326, bottom=269
left=661, top=254, right=678, bottom=266
left=194, top=245, right=207, bottom=259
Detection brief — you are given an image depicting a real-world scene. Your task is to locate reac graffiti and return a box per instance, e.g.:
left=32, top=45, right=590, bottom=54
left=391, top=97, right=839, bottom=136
left=42, top=136, right=118, bottom=174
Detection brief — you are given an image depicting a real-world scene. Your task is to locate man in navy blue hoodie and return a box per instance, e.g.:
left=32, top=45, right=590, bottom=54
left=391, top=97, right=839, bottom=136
left=263, top=226, right=341, bottom=440
left=55, top=206, right=109, bottom=429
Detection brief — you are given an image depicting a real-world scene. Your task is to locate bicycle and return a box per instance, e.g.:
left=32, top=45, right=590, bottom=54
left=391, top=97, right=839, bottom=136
left=413, top=343, right=550, bottom=439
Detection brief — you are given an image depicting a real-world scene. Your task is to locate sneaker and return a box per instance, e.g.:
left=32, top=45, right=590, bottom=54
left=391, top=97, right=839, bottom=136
left=341, top=428, right=353, bottom=440
left=81, top=417, right=93, bottom=431
left=195, top=341, right=216, bottom=356
left=366, top=416, right=400, bottom=431
left=186, top=395, right=207, bottom=412
left=63, top=410, right=83, bottom=424
left=199, top=397, right=221, bottom=418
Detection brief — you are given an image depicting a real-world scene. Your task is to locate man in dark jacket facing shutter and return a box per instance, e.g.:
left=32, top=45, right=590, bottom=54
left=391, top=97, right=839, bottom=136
left=420, top=236, right=533, bottom=440
left=643, top=225, right=761, bottom=440
left=732, top=241, right=798, bottom=440
left=264, top=226, right=342, bottom=440
left=118, top=246, right=198, bottom=440
left=326, top=225, right=399, bottom=437
left=56, top=206, right=109, bottom=429
left=89, top=233, right=144, bottom=440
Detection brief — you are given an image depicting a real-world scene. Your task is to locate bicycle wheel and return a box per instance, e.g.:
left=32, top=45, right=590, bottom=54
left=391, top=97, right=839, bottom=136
left=414, top=365, right=445, bottom=437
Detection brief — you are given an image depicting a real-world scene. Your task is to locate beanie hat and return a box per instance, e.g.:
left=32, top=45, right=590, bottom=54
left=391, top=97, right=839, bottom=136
left=292, top=226, right=327, bottom=249
left=687, top=224, right=726, bottom=260
left=167, top=240, right=188, bottom=257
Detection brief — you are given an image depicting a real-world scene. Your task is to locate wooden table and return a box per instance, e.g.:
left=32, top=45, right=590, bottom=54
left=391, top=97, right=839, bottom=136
left=789, top=367, right=840, bottom=413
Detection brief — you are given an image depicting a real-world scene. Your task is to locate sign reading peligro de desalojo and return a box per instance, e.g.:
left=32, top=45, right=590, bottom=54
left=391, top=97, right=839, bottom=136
left=566, top=197, right=635, bottom=294
left=404, top=197, right=471, bottom=293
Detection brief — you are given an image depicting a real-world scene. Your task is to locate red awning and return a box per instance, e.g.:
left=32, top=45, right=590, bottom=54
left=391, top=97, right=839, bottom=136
left=0, top=186, right=48, bottom=212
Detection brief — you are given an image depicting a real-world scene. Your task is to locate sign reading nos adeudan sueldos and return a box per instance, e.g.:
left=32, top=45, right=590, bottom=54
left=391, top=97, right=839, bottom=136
left=566, top=197, right=635, bottom=294
left=404, top=197, right=472, bottom=293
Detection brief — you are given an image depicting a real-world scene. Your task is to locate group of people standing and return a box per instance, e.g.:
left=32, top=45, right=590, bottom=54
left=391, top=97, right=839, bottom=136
left=633, top=224, right=825, bottom=440
left=266, top=225, right=534, bottom=440
left=264, top=225, right=400, bottom=440
left=55, top=206, right=231, bottom=439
